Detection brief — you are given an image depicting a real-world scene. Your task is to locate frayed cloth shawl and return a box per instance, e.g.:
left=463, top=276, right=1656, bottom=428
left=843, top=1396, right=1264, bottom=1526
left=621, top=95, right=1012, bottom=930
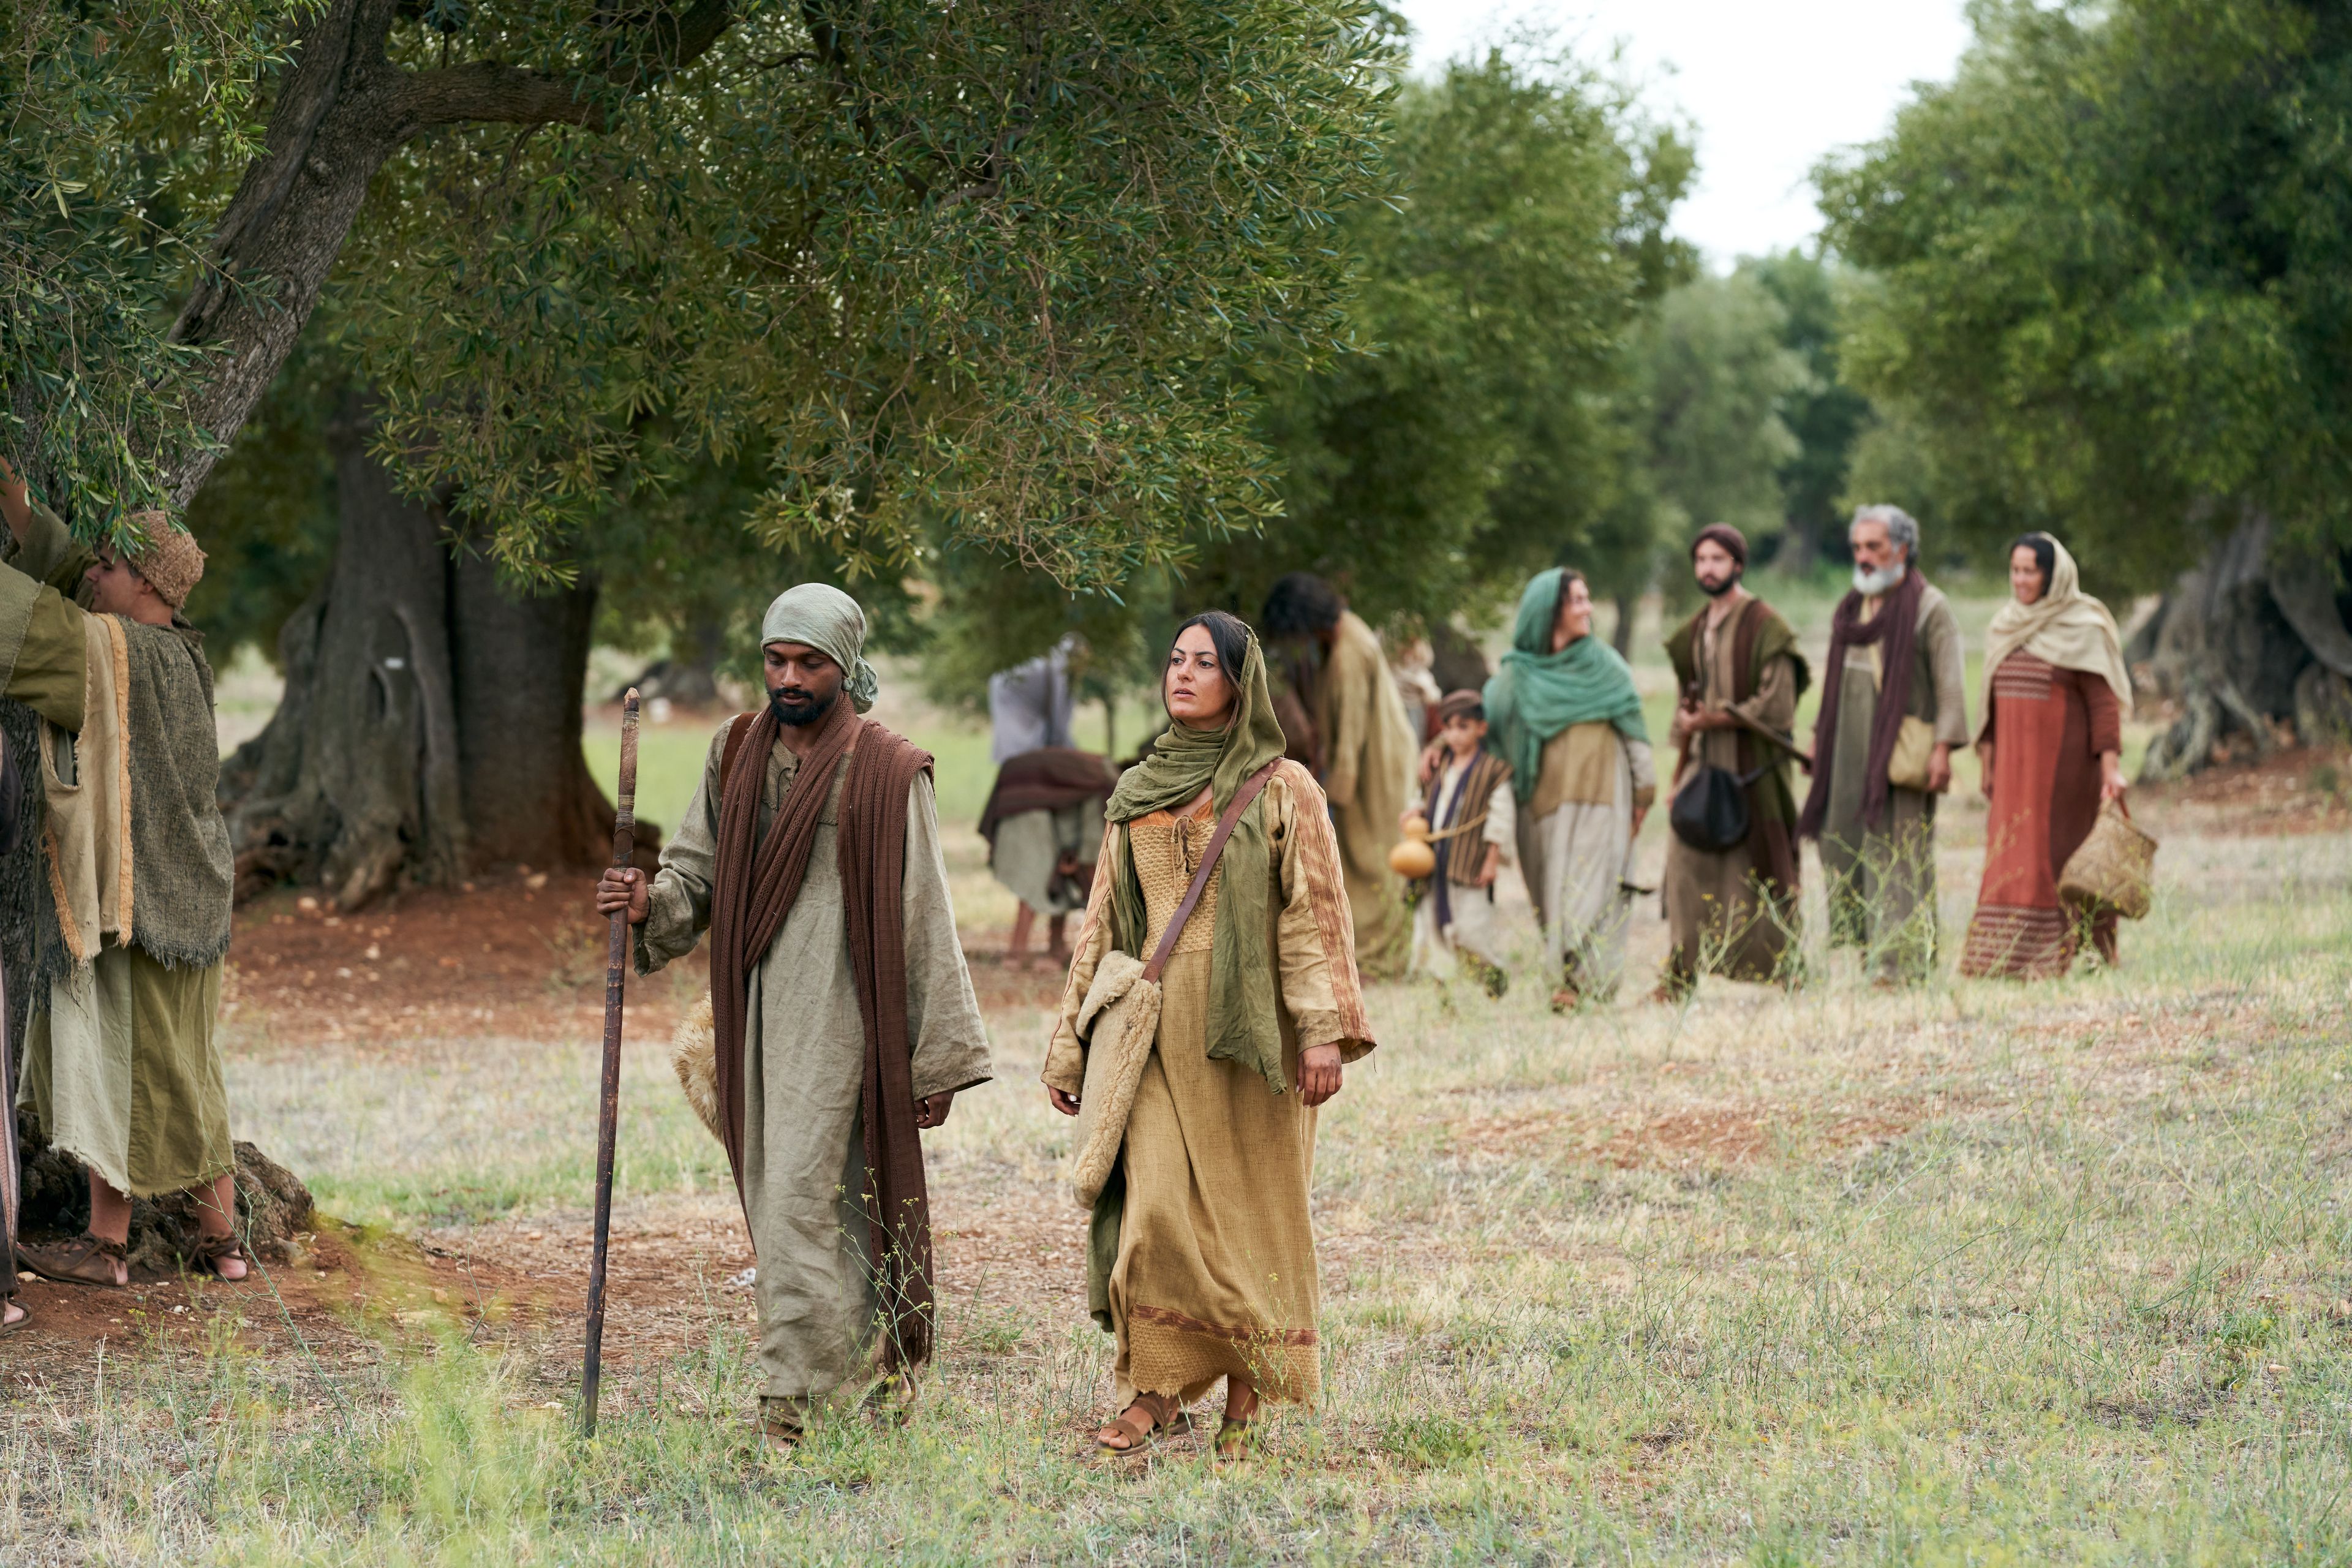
left=707, top=696, right=940, bottom=1369
left=1978, top=535, right=2133, bottom=736
left=40, top=613, right=134, bottom=965
left=116, top=618, right=233, bottom=969
left=1101, top=631, right=1290, bottom=1093
left=1483, top=570, right=1649, bottom=804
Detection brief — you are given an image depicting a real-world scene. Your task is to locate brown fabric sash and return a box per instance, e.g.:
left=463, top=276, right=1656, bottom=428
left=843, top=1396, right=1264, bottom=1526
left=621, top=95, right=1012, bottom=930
left=976, top=747, right=1115, bottom=845
left=707, top=697, right=940, bottom=1370
left=1729, top=598, right=1800, bottom=900
left=835, top=720, right=936, bottom=1370
left=1798, top=569, right=1926, bottom=837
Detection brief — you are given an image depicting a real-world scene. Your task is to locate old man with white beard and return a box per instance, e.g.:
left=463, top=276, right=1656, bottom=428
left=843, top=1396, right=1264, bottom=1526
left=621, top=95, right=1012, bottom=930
left=1796, top=505, right=1969, bottom=986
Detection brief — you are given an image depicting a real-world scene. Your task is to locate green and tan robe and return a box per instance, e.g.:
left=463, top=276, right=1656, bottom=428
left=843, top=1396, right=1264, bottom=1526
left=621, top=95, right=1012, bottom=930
left=0, top=502, right=235, bottom=1199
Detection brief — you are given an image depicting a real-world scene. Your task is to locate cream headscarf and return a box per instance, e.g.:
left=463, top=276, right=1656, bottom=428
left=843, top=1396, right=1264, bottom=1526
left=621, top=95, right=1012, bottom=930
left=1978, top=533, right=2133, bottom=737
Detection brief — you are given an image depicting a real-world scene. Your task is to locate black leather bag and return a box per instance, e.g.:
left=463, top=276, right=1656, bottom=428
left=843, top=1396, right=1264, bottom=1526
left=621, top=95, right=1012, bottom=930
left=1669, top=763, right=1760, bottom=853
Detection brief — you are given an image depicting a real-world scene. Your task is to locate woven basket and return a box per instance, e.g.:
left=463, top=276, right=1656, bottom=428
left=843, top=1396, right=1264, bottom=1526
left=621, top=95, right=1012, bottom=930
left=2059, top=798, right=2157, bottom=920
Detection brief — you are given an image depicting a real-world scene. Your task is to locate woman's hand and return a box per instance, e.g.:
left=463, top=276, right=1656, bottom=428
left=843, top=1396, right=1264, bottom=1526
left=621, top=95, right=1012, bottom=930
left=1046, top=1085, right=1082, bottom=1117
left=1298, top=1044, right=1344, bottom=1107
left=1417, top=738, right=1446, bottom=784
left=2099, top=750, right=2126, bottom=803
left=1976, top=741, right=1995, bottom=800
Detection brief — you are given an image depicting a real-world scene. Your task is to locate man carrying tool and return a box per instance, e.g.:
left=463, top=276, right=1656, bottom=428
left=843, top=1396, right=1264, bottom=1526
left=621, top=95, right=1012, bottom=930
left=1657, top=525, right=1810, bottom=1000
left=595, top=585, right=991, bottom=1447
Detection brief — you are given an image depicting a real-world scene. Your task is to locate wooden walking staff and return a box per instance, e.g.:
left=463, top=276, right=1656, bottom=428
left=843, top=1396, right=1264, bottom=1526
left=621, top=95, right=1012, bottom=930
left=581, top=688, right=641, bottom=1436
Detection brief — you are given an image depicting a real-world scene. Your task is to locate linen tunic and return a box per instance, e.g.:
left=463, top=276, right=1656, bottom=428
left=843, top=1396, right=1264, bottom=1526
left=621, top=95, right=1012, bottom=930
left=638, top=718, right=992, bottom=1406
left=1662, top=600, right=1802, bottom=984
left=1816, top=583, right=1969, bottom=982
left=1513, top=724, right=1655, bottom=999
left=989, top=799, right=1104, bottom=918
left=1043, top=762, right=1373, bottom=1407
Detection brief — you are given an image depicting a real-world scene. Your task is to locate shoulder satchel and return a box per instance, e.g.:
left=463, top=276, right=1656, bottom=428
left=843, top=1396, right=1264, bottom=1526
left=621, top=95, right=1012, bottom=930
left=1066, top=760, right=1280, bottom=1210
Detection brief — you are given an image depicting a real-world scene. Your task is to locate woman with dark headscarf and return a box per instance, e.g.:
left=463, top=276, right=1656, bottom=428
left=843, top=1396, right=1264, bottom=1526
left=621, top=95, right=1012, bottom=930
left=1043, top=611, right=1374, bottom=1460
left=1962, top=533, right=2133, bottom=978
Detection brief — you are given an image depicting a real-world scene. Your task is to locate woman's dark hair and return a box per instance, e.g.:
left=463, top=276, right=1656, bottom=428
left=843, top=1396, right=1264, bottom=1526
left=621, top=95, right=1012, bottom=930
left=1167, top=611, right=1253, bottom=706
left=1259, top=572, right=1344, bottom=638
left=2008, top=532, right=2056, bottom=594
left=1551, top=567, right=1588, bottom=628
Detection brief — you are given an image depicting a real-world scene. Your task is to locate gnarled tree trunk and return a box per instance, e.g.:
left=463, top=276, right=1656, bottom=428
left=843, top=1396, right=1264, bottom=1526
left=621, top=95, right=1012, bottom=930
left=221, top=411, right=619, bottom=907
left=2135, top=518, right=2352, bottom=778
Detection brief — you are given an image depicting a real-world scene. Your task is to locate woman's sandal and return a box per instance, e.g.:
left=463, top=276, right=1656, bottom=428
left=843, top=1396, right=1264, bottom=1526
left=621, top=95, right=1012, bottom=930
left=190, top=1233, right=250, bottom=1281
left=1096, top=1391, right=1192, bottom=1454
left=1213, top=1414, right=1262, bottom=1463
left=19, top=1232, right=127, bottom=1289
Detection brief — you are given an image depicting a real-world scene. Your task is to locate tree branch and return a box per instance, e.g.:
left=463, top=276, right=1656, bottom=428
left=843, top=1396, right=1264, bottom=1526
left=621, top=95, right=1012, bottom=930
left=398, top=0, right=737, bottom=134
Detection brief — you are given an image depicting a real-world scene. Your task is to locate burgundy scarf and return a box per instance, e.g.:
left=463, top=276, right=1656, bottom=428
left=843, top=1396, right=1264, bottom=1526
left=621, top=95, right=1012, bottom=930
left=708, top=698, right=940, bottom=1370
left=1798, top=569, right=1926, bottom=838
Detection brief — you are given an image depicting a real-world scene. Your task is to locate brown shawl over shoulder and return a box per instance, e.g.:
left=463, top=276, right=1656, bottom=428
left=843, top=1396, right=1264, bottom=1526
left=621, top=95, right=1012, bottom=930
left=975, top=746, right=1115, bottom=845
left=708, top=698, right=940, bottom=1370
left=1798, top=570, right=1926, bottom=837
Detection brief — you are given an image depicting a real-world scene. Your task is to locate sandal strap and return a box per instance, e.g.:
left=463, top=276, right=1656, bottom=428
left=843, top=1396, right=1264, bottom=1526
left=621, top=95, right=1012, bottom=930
left=192, top=1232, right=246, bottom=1264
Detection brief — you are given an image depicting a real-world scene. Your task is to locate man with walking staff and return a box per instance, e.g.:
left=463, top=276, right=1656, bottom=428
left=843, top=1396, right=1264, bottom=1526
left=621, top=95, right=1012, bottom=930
left=597, top=585, right=991, bottom=1447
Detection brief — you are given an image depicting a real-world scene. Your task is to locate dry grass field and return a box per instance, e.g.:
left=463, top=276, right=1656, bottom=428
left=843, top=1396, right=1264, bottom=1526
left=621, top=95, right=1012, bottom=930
left=6, top=614, right=2352, bottom=1564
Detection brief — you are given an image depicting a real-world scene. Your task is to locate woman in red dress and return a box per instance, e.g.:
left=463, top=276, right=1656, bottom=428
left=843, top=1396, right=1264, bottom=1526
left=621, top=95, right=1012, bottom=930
left=1962, top=533, right=2133, bottom=978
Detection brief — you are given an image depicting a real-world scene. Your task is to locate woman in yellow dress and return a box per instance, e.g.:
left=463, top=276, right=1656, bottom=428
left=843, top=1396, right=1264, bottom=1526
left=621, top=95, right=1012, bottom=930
left=1044, top=610, right=1376, bottom=1458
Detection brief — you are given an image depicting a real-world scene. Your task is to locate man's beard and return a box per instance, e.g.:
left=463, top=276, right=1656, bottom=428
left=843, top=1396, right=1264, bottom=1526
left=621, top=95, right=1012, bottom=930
left=768, top=685, right=837, bottom=728
left=1853, top=560, right=1907, bottom=597
left=1697, top=570, right=1741, bottom=598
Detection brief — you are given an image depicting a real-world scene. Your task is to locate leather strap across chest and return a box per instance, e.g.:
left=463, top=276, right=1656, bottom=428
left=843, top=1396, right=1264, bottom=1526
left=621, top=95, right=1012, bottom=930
left=1142, top=761, right=1279, bottom=984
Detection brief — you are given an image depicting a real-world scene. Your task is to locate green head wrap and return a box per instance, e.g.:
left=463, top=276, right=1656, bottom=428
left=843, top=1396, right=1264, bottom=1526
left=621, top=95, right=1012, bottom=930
left=1482, top=567, right=1648, bottom=803
left=1104, top=624, right=1289, bottom=1094
left=761, top=584, right=881, bottom=712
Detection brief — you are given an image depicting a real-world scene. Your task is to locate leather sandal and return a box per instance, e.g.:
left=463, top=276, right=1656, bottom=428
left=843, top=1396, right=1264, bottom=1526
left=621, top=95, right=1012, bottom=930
left=1, top=1296, right=27, bottom=1332
left=20, top=1232, right=127, bottom=1289
left=1096, top=1391, right=1191, bottom=1453
left=190, top=1232, right=249, bottom=1281
left=1213, top=1414, right=1262, bottom=1462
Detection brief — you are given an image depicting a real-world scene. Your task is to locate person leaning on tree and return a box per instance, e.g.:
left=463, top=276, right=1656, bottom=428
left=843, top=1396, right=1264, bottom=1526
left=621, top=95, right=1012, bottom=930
left=595, top=585, right=991, bottom=1449
left=1797, top=505, right=1969, bottom=987
left=1657, top=524, right=1809, bottom=1000
left=0, top=457, right=245, bottom=1305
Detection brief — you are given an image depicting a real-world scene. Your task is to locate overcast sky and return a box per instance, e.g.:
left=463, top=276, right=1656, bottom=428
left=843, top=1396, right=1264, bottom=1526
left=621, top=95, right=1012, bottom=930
left=1391, top=1, right=1973, bottom=266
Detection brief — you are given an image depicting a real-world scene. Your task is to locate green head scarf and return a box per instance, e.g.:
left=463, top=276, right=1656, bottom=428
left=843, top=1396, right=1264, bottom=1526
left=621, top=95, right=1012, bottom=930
left=1104, top=622, right=1290, bottom=1093
left=761, top=584, right=881, bottom=712
left=1482, top=568, right=1649, bottom=803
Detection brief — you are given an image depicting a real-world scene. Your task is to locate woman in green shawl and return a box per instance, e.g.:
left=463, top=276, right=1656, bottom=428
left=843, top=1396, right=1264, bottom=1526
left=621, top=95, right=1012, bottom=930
left=1044, top=611, right=1376, bottom=1461
left=1483, top=568, right=1654, bottom=1010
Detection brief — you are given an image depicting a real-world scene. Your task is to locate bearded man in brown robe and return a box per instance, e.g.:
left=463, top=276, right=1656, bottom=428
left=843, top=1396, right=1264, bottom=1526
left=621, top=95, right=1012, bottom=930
left=1658, top=524, right=1809, bottom=998
left=597, top=586, right=991, bottom=1446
